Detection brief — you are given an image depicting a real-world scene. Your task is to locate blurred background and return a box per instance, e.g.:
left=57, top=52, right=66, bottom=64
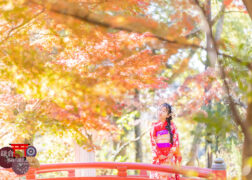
left=0, top=0, right=251, bottom=179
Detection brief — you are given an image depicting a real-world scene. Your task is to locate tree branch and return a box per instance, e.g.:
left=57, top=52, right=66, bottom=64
left=211, top=4, right=225, bottom=26
left=185, top=5, right=225, bottom=39
left=112, top=126, right=151, bottom=161
left=224, top=11, right=247, bottom=14
left=192, top=0, right=249, bottom=139
left=218, top=52, right=252, bottom=71
left=26, top=0, right=251, bottom=71
left=0, top=8, right=45, bottom=44
left=218, top=60, right=249, bottom=139
left=27, top=0, right=209, bottom=50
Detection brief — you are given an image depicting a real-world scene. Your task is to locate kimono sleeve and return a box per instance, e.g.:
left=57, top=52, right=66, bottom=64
left=150, top=123, right=165, bottom=163
left=171, top=124, right=182, bottom=164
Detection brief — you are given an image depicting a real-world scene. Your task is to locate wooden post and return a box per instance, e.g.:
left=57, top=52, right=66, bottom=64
left=211, top=158, right=227, bottom=180
left=73, top=140, right=96, bottom=177
left=117, top=166, right=127, bottom=177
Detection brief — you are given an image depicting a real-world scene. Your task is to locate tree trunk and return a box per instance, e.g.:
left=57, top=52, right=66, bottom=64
left=134, top=89, right=143, bottom=163
left=186, top=124, right=202, bottom=166
left=242, top=134, right=252, bottom=180
left=205, top=131, right=213, bottom=168
left=242, top=92, right=252, bottom=180
left=242, top=0, right=252, bottom=20
left=134, top=120, right=142, bottom=163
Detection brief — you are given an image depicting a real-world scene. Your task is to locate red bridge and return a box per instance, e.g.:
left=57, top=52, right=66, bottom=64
left=0, top=158, right=226, bottom=180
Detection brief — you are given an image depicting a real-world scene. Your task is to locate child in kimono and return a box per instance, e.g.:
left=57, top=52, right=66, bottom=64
left=150, top=103, right=182, bottom=179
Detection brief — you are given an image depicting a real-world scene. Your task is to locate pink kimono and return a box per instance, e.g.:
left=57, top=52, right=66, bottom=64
left=150, top=120, right=182, bottom=179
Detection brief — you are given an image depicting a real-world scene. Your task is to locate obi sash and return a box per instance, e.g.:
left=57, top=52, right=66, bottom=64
left=156, top=129, right=172, bottom=148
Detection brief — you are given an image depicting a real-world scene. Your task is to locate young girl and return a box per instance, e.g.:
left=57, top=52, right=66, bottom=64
left=150, top=103, right=182, bottom=179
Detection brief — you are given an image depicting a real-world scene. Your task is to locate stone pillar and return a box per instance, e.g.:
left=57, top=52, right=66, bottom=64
left=73, top=140, right=96, bottom=177
left=211, top=158, right=226, bottom=180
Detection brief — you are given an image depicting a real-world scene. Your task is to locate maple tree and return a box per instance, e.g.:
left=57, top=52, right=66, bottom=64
left=0, top=0, right=175, bottom=152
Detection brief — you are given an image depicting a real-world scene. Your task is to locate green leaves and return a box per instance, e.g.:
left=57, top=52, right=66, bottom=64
left=193, top=102, right=233, bottom=134
left=117, top=110, right=139, bottom=131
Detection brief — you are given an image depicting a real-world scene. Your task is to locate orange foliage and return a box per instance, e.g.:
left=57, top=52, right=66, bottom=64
left=167, top=68, right=224, bottom=116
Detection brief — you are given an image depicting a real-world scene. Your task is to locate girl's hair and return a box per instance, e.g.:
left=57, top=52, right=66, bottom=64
left=160, top=103, right=173, bottom=145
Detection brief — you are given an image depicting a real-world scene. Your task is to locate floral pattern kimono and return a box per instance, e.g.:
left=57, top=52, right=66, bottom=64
left=150, top=120, right=182, bottom=179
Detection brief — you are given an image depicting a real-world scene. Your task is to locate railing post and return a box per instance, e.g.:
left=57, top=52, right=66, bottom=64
left=117, top=166, right=127, bottom=177
left=211, top=158, right=227, bottom=180
left=140, top=170, right=148, bottom=176
left=26, top=168, right=36, bottom=180
left=68, top=169, right=75, bottom=177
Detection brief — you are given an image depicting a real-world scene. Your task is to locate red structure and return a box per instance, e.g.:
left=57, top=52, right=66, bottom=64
left=1, top=161, right=227, bottom=179
left=9, top=144, right=30, bottom=158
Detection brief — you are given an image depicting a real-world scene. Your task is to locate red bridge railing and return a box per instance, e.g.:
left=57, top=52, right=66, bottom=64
left=0, top=158, right=226, bottom=179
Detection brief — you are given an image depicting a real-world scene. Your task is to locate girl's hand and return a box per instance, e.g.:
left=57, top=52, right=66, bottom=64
left=159, top=155, right=167, bottom=159
left=170, top=147, right=176, bottom=153
left=162, top=157, right=172, bottom=166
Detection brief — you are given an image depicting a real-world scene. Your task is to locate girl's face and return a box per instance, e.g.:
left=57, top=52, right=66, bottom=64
left=158, top=106, right=169, bottom=121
